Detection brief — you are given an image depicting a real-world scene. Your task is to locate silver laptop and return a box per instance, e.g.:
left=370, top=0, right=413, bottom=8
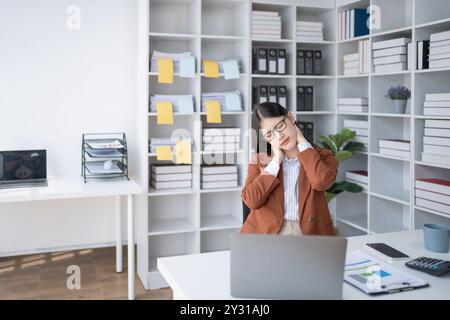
left=0, top=150, right=47, bottom=189
left=230, top=233, right=347, bottom=299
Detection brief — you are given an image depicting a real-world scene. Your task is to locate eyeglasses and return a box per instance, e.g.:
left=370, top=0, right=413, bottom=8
left=262, top=116, right=287, bottom=141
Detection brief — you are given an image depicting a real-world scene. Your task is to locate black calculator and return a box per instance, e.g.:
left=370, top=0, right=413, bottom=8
left=405, top=257, right=450, bottom=276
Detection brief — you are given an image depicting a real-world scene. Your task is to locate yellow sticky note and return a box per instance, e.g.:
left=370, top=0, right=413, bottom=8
left=155, top=146, right=173, bottom=161
left=175, top=140, right=192, bottom=164
left=157, top=58, right=174, bottom=84
left=205, top=100, right=222, bottom=123
left=156, top=101, right=173, bottom=125
left=203, top=60, right=220, bottom=78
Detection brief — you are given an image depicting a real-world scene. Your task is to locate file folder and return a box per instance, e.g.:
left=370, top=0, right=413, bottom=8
left=313, top=50, right=322, bottom=75
left=258, top=85, right=268, bottom=104
left=278, top=85, right=287, bottom=108
left=257, top=48, right=268, bottom=74
left=297, top=50, right=305, bottom=75
left=297, top=86, right=305, bottom=111
left=305, top=50, right=314, bottom=75
left=277, top=49, right=286, bottom=74
left=305, top=86, right=314, bottom=111
left=268, top=49, right=278, bottom=74
left=269, top=85, right=278, bottom=103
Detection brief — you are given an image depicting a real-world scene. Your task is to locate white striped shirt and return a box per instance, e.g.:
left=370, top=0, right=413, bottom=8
left=264, top=143, right=312, bottom=221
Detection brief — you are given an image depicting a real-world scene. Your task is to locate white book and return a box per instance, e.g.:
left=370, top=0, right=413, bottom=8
left=341, top=11, right=345, bottom=40
left=252, top=29, right=281, bottom=35
left=297, top=21, right=323, bottom=28
left=338, top=105, right=368, bottom=112
left=365, top=40, right=371, bottom=73
left=373, top=54, right=406, bottom=65
left=424, top=101, right=450, bottom=107
left=201, top=180, right=238, bottom=189
left=344, top=67, right=360, bottom=75
left=344, top=119, right=368, bottom=129
left=346, top=9, right=350, bottom=40
left=379, top=148, right=410, bottom=158
left=345, top=170, right=368, bottom=184
left=202, top=165, right=237, bottom=175
left=429, top=52, right=450, bottom=61
left=415, top=198, right=450, bottom=215
left=152, top=173, right=192, bottom=182
left=373, top=46, right=407, bottom=58
left=252, top=17, right=281, bottom=23
left=338, top=97, right=368, bottom=105
left=359, top=40, right=364, bottom=74
left=423, top=107, right=450, bottom=116
left=296, top=26, right=323, bottom=32
left=423, top=144, right=450, bottom=156
left=252, top=24, right=282, bottom=30
left=430, top=58, right=450, bottom=69
left=372, top=38, right=410, bottom=50
left=424, top=128, right=450, bottom=138
left=415, top=178, right=450, bottom=196
left=201, top=173, right=238, bottom=182
left=423, top=136, right=450, bottom=147
left=151, top=164, right=191, bottom=174
left=416, top=189, right=450, bottom=205
left=151, top=179, right=192, bottom=190
left=424, top=119, right=450, bottom=128
left=379, top=139, right=410, bottom=151
left=431, top=39, right=450, bottom=48
left=344, top=60, right=359, bottom=69
left=252, top=11, right=279, bottom=17
left=430, top=30, right=450, bottom=43
left=374, top=62, right=406, bottom=73
left=296, top=30, right=323, bottom=37
left=353, top=136, right=369, bottom=144
left=252, top=20, right=282, bottom=26
left=407, top=42, right=413, bottom=71
left=422, top=152, right=450, bottom=165
left=203, top=128, right=240, bottom=136
left=425, top=93, right=450, bottom=101
left=343, top=53, right=359, bottom=62
left=346, top=127, right=368, bottom=136
left=350, top=9, right=355, bottom=39
left=429, top=45, right=450, bottom=55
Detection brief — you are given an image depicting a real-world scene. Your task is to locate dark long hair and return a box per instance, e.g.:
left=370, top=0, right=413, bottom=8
left=252, top=102, right=304, bottom=155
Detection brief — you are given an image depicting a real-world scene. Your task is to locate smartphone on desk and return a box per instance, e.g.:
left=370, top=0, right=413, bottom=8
left=366, top=243, right=410, bottom=261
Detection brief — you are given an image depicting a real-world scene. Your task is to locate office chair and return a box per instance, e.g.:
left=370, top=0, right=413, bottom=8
left=242, top=201, right=251, bottom=224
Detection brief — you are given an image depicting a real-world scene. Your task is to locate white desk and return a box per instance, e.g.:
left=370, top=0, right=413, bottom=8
left=158, top=230, right=450, bottom=300
left=0, top=177, right=142, bottom=300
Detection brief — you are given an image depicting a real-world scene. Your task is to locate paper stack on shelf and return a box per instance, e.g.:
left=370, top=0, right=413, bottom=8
left=201, top=165, right=238, bottom=189
left=201, top=90, right=243, bottom=112
left=415, top=178, right=450, bottom=215
left=422, top=119, right=450, bottom=165
left=429, top=30, right=450, bottom=69
left=296, top=21, right=323, bottom=42
left=372, top=38, right=410, bottom=73
left=200, top=59, right=242, bottom=74
left=343, top=40, right=369, bottom=75
left=343, top=52, right=359, bottom=76
left=344, top=119, right=368, bottom=151
left=423, top=92, right=450, bottom=116
left=149, top=137, right=193, bottom=154
left=252, top=10, right=281, bottom=39
left=338, top=8, right=369, bottom=40
left=150, top=164, right=192, bottom=190
left=345, top=170, right=368, bottom=191
left=150, top=94, right=195, bottom=114
left=203, top=128, right=241, bottom=152
left=338, top=97, right=368, bottom=113
left=150, top=51, right=195, bottom=76
left=378, top=139, right=410, bottom=159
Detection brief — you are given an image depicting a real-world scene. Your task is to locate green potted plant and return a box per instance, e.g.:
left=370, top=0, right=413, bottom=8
left=385, top=84, right=411, bottom=114
left=318, top=128, right=366, bottom=202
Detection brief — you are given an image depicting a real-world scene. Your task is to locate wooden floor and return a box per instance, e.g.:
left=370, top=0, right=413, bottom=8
left=0, top=246, right=172, bottom=300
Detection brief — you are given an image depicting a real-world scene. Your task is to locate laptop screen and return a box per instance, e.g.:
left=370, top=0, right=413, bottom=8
left=0, top=150, right=47, bottom=183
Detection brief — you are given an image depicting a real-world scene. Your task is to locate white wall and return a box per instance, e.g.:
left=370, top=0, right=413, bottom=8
left=0, top=0, right=138, bottom=255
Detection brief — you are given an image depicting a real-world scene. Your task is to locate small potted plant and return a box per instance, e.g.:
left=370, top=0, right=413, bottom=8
left=385, top=84, right=411, bottom=114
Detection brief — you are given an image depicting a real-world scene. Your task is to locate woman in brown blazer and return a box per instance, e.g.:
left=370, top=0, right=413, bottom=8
left=241, top=102, right=338, bottom=236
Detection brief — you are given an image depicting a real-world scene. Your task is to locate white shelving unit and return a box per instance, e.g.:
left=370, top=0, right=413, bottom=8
left=136, top=0, right=450, bottom=290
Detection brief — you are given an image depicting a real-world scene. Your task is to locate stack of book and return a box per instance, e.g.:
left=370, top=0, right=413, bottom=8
left=423, top=92, right=450, bottom=117
left=202, top=128, right=241, bottom=152
left=415, top=178, right=450, bottom=215
left=344, top=119, right=368, bottom=151
left=201, top=90, right=243, bottom=112
left=338, top=8, right=369, bottom=40
left=150, top=164, right=192, bottom=190
left=150, top=51, right=195, bottom=74
left=149, top=137, right=193, bottom=154
left=201, top=165, right=238, bottom=189
left=378, top=139, right=410, bottom=159
left=372, top=38, right=410, bottom=73
left=150, top=94, right=195, bottom=114
left=296, top=21, right=323, bottom=42
left=252, top=10, right=281, bottom=40
left=422, top=119, right=450, bottom=165
left=345, top=170, right=368, bottom=191
left=429, top=30, right=450, bottom=69
left=338, top=97, right=368, bottom=113
left=343, top=40, right=369, bottom=75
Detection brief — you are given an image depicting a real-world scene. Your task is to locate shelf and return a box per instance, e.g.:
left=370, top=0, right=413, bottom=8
left=370, top=190, right=410, bottom=206
left=414, top=205, right=450, bottom=220
left=149, top=32, right=198, bottom=40
left=200, top=215, right=242, bottom=230
left=415, top=17, right=450, bottom=30
left=414, top=161, right=450, bottom=170
left=200, top=72, right=247, bottom=78
left=148, top=218, right=197, bottom=235
left=336, top=217, right=367, bottom=233
left=337, top=74, right=369, bottom=79
left=337, top=112, right=368, bottom=116
left=371, top=70, right=412, bottom=77
left=370, top=152, right=410, bottom=162
left=370, top=113, right=411, bottom=118
left=414, top=67, right=450, bottom=74
left=337, top=34, right=369, bottom=44
left=201, top=34, right=246, bottom=41
left=370, top=26, right=412, bottom=38
left=199, top=186, right=242, bottom=193
left=251, top=38, right=293, bottom=43
left=295, top=40, right=335, bottom=45
left=414, top=115, right=450, bottom=120
left=148, top=188, right=197, bottom=197
left=296, top=75, right=334, bottom=79
left=251, top=74, right=293, bottom=79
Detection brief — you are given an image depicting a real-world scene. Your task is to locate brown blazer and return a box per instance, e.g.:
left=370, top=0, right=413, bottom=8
left=240, top=146, right=338, bottom=236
